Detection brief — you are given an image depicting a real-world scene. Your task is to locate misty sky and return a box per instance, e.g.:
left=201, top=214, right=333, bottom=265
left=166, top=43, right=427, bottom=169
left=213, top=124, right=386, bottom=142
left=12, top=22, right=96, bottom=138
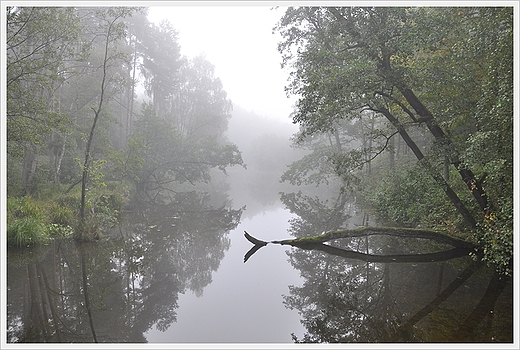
left=147, top=5, right=296, bottom=124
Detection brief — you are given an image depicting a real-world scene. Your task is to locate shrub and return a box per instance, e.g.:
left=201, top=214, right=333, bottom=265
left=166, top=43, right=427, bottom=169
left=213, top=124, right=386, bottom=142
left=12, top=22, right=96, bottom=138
left=7, top=196, right=45, bottom=220
left=74, top=216, right=100, bottom=241
left=7, top=196, right=49, bottom=247
left=7, top=217, right=48, bottom=247
left=56, top=193, right=80, bottom=209
left=48, top=202, right=75, bottom=226
left=361, top=164, right=471, bottom=233
left=47, top=223, right=74, bottom=238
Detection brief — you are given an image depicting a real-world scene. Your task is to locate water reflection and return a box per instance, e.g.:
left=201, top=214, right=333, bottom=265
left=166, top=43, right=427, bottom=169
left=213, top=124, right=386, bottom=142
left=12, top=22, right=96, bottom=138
left=7, top=191, right=242, bottom=343
left=7, top=187, right=513, bottom=343
left=277, top=190, right=513, bottom=343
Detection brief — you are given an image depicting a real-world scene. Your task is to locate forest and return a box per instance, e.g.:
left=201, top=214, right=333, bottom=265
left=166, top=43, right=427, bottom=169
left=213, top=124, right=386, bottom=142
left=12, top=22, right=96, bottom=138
left=5, top=6, right=513, bottom=276
left=4, top=5, right=515, bottom=344
left=273, top=6, right=513, bottom=275
left=6, top=7, right=246, bottom=241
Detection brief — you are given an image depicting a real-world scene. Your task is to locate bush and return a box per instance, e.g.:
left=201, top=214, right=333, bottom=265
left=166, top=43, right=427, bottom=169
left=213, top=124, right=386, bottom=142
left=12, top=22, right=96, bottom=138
left=7, top=217, right=48, bottom=247
left=47, top=223, right=74, bottom=238
left=7, top=196, right=49, bottom=247
left=74, top=216, right=100, bottom=241
left=56, top=193, right=80, bottom=208
left=361, top=164, right=471, bottom=233
left=48, top=202, right=75, bottom=226
left=6, top=183, right=130, bottom=247
left=473, top=196, right=513, bottom=275
left=7, top=196, right=45, bottom=220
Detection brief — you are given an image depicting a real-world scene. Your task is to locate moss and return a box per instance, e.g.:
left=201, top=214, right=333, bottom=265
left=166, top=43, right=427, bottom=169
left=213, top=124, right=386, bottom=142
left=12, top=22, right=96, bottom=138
left=275, top=226, right=475, bottom=250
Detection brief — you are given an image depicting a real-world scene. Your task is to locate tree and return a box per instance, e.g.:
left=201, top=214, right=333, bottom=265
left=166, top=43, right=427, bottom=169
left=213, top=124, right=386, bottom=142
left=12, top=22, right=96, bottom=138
left=78, top=7, right=137, bottom=239
left=7, top=191, right=243, bottom=342
left=6, top=7, right=84, bottom=194
left=137, top=18, right=182, bottom=118
left=248, top=187, right=511, bottom=342
left=275, top=6, right=512, bottom=272
left=174, top=55, right=232, bottom=139
left=129, top=103, right=243, bottom=205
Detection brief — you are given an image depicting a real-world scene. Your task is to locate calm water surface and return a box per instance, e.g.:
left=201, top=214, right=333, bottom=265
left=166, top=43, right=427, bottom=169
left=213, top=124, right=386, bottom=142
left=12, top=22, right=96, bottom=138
left=144, top=205, right=305, bottom=343
left=6, top=191, right=513, bottom=343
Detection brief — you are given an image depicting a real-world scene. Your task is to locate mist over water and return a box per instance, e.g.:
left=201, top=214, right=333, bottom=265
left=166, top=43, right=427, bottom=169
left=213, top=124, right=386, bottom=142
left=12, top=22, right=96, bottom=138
left=225, top=105, right=307, bottom=218
left=5, top=6, right=514, bottom=345
left=144, top=205, right=306, bottom=343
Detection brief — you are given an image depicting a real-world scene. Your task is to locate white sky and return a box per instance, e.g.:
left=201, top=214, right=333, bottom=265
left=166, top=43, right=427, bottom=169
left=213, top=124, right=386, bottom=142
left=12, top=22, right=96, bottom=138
left=147, top=5, right=297, bottom=123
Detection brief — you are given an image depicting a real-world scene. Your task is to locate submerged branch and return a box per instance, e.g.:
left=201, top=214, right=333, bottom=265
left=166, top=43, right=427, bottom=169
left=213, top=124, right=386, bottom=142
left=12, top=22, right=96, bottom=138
left=244, top=231, right=268, bottom=246
left=243, top=231, right=268, bottom=263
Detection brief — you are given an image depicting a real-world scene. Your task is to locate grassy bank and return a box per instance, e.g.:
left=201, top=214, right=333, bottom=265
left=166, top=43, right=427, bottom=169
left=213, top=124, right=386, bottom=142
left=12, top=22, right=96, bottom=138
left=7, top=183, right=128, bottom=247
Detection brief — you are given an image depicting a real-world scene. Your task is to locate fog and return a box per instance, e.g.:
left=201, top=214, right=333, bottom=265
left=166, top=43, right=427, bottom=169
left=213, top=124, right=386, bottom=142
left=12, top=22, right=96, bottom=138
left=147, top=5, right=296, bottom=123
left=7, top=5, right=513, bottom=345
left=224, top=105, right=308, bottom=217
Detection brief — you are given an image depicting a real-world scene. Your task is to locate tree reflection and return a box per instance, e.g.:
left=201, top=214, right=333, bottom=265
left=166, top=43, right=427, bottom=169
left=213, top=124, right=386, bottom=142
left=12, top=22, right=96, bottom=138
left=7, top=191, right=243, bottom=343
left=279, top=191, right=512, bottom=343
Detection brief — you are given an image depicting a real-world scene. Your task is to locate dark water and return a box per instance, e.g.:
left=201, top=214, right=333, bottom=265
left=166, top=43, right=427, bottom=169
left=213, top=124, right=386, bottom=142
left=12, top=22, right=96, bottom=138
left=6, top=190, right=513, bottom=343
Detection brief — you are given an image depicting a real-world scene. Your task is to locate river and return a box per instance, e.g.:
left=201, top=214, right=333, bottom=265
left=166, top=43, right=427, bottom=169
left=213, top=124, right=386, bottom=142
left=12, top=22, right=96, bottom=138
left=144, top=205, right=305, bottom=343
left=6, top=185, right=513, bottom=344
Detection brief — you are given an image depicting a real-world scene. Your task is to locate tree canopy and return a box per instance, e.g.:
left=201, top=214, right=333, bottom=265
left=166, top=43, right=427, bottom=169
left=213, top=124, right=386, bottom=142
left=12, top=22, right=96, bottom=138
left=275, top=6, right=513, bottom=274
left=6, top=6, right=244, bottom=240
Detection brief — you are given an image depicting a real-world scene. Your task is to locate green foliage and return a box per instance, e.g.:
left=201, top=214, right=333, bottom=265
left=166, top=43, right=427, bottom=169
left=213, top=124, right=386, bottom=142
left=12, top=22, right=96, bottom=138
left=6, top=182, right=128, bottom=247
left=130, top=103, right=243, bottom=204
left=56, top=192, right=81, bottom=210
left=175, top=55, right=233, bottom=137
left=6, top=7, right=83, bottom=154
left=474, top=197, right=513, bottom=276
left=362, top=165, right=461, bottom=231
left=7, top=6, right=242, bottom=246
left=91, top=187, right=127, bottom=229
left=47, top=223, right=74, bottom=238
left=277, top=6, right=513, bottom=274
left=281, top=145, right=342, bottom=187
left=7, top=196, right=44, bottom=220
left=74, top=216, right=101, bottom=241
left=7, top=197, right=48, bottom=247
left=48, top=202, right=76, bottom=226
left=108, top=136, right=145, bottom=182
left=7, top=217, right=49, bottom=247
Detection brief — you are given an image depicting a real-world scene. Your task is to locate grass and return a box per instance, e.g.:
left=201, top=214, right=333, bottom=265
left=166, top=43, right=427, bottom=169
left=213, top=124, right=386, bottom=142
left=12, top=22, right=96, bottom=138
left=7, top=216, right=48, bottom=247
left=7, top=182, right=130, bottom=247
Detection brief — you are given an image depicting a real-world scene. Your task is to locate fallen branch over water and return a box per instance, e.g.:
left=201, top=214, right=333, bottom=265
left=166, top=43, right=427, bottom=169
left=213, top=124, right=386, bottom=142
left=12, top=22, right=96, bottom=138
left=272, top=226, right=475, bottom=249
left=244, top=227, right=476, bottom=263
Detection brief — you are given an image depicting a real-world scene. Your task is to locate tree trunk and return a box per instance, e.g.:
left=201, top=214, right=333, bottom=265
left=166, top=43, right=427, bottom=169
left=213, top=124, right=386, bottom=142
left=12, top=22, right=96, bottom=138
left=448, top=270, right=508, bottom=342
left=398, top=87, right=489, bottom=213
left=394, top=260, right=481, bottom=341
left=326, top=7, right=488, bottom=215
left=375, top=107, right=477, bottom=228
left=367, top=114, right=374, bottom=175
left=443, top=156, right=450, bottom=182
left=79, top=247, right=98, bottom=342
left=388, top=134, right=395, bottom=169
left=127, top=36, right=137, bottom=140
left=22, top=143, right=38, bottom=195
left=273, top=226, right=475, bottom=250
left=79, top=14, right=114, bottom=234
left=244, top=227, right=476, bottom=265
left=333, top=128, right=342, bottom=152
left=51, top=133, right=67, bottom=184
left=309, top=243, right=471, bottom=263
